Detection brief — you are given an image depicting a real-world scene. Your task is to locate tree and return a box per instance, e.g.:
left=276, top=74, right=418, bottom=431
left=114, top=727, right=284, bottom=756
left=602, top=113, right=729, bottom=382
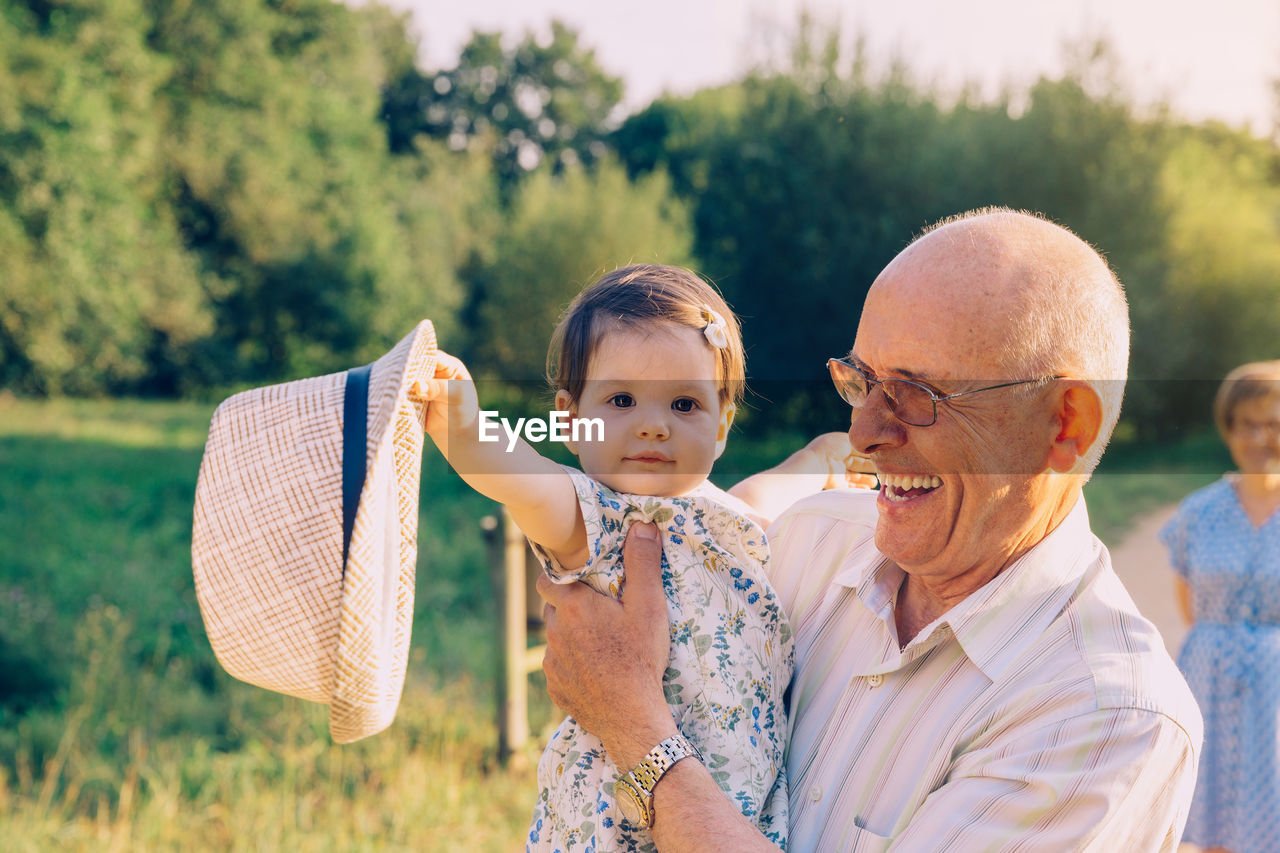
left=0, top=0, right=494, bottom=394
left=608, top=29, right=1233, bottom=440
left=612, top=86, right=747, bottom=195
left=631, top=71, right=965, bottom=433
left=0, top=0, right=212, bottom=394
left=382, top=20, right=624, bottom=193
left=466, top=159, right=694, bottom=384
left=144, top=0, right=492, bottom=384
left=1144, top=128, right=1280, bottom=434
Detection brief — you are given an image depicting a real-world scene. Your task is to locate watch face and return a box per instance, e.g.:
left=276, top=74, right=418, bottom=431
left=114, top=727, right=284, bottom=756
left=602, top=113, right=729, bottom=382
left=613, top=780, right=645, bottom=826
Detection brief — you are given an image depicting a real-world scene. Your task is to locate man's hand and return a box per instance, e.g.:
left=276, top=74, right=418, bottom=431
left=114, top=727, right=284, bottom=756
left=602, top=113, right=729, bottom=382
left=541, top=523, right=784, bottom=852
left=537, top=522, right=677, bottom=770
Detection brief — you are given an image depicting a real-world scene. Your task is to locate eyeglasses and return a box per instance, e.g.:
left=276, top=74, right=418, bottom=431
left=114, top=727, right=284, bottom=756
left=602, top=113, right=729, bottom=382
left=1233, top=418, right=1280, bottom=441
left=827, top=356, right=1058, bottom=427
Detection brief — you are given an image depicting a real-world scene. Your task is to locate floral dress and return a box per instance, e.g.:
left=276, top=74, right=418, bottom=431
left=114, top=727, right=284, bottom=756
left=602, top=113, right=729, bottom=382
left=1160, top=477, right=1280, bottom=853
left=526, top=467, right=794, bottom=852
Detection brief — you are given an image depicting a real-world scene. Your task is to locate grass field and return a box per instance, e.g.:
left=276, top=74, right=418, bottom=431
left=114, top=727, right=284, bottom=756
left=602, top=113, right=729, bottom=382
left=0, top=395, right=551, bottom=850
left=0, top=396, right=1228, bottom=850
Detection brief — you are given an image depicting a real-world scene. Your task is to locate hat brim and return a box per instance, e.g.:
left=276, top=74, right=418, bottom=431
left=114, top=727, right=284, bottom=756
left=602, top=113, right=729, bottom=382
left=329, top=320, right=437, bottom=742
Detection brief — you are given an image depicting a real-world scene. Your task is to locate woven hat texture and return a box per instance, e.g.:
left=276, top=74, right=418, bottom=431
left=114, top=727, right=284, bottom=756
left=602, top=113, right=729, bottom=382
left=192, top=320, right=437, bottom=743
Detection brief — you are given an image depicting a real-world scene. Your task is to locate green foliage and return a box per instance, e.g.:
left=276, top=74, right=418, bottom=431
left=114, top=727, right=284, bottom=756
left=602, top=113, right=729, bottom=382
left=610, top=27, right=1280, bottom=439
left=0, top=393, right=535, bottom=723
left=617, top=61, right=995, bottom=430
left=0, top=609, right=543, bottom=850
left=1133, top=129, right=1280, bottom=433
left=382, top=19, right=624, bottom=192
left=148, top=0, right=489, bottom=384
left=4, top=6, right=1280, bottom=445
left=612, top=85, right=746, bottom=194
left=0, top=0, right=210, bottom=394
left=0, top=0, right=492, bottom=395
left=466, top=159, right=694, bottom=380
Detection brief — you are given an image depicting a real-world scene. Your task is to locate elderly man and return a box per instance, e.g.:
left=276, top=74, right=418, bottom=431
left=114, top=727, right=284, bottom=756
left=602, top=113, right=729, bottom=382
left=537, top=208, right=1202, bottom=850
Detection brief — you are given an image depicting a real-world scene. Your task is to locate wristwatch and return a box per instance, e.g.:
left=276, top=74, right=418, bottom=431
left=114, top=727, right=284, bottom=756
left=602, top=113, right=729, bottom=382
left=613, top=733, right=703, bottom=829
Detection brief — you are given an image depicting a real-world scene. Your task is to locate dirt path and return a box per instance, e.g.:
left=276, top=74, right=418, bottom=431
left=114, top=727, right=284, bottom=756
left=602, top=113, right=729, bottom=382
left=1108, top=504, right=1187, bottom=657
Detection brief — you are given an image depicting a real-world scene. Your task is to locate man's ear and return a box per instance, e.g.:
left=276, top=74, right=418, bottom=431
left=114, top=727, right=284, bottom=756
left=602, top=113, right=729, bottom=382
left=714, top=402, right=736, bottom=460
left=554, top=389, right=580, bottom=456
left=1046, top=382, right=1102, bottom=474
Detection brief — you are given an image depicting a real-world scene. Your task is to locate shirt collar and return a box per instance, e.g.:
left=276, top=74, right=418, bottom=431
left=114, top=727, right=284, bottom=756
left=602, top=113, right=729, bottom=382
left=832, top=497, right=1100, bottom=682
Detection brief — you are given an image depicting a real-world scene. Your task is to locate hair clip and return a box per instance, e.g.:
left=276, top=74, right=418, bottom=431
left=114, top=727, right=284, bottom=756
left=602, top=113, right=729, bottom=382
left=702, top=305, right=729, bottom=349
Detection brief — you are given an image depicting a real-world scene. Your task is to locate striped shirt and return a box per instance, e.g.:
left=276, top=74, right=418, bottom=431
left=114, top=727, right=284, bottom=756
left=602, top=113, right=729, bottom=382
left=768, top=490, right=1203, bottom=852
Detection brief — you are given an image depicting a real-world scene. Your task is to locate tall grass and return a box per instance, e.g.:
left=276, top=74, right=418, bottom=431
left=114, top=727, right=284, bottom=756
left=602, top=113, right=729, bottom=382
left=0, top=605, right=543, bottom=851
left=0, top=396, right=553, bottom=850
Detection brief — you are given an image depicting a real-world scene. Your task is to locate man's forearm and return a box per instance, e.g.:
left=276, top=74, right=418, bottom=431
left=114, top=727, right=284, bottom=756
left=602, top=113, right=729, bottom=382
left=647, top=757, right=781, bottom=853
left=593, top=709, right=778, bottom=851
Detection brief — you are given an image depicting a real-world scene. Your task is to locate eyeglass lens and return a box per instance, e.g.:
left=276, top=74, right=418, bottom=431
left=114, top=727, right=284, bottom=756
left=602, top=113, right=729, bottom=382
left=831, top=360, right=936, bottom=426
left=879, top=380, right=935, bottom=426
left=1236, top=419, right=1280, bottom=439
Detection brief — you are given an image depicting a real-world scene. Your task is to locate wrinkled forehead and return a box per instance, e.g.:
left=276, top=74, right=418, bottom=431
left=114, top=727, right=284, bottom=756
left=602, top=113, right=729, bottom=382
left=854, top=239, right=1025, bottom=380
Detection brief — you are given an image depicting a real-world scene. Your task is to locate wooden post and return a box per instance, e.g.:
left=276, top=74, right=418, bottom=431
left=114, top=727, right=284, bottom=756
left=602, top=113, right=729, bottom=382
left=487, top=508, right=550, bottom=765
left=500, top=506, right=529, bottom=760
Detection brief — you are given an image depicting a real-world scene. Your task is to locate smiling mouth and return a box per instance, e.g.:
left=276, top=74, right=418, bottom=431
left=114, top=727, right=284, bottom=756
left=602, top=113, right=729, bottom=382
left=878, top=472, right=942, bottom=503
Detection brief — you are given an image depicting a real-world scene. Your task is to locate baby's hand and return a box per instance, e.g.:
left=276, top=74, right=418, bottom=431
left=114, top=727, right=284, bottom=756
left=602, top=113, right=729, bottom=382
left=410, top=351, right=480, bottom=441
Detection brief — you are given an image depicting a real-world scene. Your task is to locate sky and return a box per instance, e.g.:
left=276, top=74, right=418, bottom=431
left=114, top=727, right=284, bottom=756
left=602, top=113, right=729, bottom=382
left=370, top=0, right=1279, bottom=135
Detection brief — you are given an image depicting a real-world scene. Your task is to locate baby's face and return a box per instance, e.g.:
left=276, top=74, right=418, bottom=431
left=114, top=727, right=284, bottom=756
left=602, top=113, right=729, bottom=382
left=557, top=323, right=733, bottom=497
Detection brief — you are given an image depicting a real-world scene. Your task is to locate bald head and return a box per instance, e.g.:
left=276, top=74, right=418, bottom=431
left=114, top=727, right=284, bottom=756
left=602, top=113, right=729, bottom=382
left=868, top=208, right=1130, bottom=474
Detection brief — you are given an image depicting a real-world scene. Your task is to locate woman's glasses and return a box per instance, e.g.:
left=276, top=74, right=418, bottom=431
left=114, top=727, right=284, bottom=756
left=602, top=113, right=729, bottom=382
left=1233, top=418, right=1280, bottom=441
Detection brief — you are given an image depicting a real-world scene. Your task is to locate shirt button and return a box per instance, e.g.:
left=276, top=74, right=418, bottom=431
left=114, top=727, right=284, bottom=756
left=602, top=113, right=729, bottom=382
left=867, top=673, right=884, bottom=688
left=809, top=785, right=823, bottom=802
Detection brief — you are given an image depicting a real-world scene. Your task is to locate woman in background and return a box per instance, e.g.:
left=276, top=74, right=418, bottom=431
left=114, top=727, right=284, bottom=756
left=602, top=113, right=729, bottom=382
left=1162, top=360, right=1280, bottom=853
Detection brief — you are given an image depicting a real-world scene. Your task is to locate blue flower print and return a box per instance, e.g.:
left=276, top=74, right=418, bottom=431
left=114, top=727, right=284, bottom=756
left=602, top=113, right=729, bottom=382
left=524, top=466, right=793, bottom=852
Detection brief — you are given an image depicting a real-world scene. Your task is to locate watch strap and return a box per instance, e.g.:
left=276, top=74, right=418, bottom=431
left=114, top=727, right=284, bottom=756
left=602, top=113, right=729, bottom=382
left=626, top=733, right=703, bottom=795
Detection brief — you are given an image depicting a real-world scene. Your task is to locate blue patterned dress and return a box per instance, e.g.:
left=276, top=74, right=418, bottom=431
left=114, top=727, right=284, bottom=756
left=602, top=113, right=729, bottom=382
left=526, top=467, right=794, bottom=853
left=1160, top=477, right=1280, bottom=853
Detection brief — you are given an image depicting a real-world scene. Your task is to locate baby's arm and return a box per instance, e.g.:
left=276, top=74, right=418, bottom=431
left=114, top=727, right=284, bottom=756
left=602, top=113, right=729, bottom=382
left=728, top=431, right=875, bottom=525
left=416, top=352, right=586, bottom=564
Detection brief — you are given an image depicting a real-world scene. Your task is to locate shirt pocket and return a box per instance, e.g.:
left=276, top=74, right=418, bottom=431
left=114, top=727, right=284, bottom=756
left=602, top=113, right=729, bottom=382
left=838, top=823, right=893, bottom=852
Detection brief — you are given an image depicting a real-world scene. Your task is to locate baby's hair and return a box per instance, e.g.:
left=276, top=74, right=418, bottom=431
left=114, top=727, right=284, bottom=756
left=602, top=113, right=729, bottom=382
left=548, top=264, right=746, bottom=409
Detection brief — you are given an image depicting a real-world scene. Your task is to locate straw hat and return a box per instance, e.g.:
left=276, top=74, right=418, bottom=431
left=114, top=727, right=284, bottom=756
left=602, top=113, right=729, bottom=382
left=192, top=320, right=437, bottom=743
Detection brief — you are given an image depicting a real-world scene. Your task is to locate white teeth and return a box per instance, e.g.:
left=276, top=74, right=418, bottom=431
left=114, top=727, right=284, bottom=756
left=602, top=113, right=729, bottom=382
left=878, top=473, right=942, bottom=491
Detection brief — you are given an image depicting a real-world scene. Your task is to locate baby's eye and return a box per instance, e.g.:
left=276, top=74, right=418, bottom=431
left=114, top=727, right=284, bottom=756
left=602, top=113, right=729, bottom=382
left=672, top=398, right=699, bottom=413
left=608, top=393, right=634, bottom=409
